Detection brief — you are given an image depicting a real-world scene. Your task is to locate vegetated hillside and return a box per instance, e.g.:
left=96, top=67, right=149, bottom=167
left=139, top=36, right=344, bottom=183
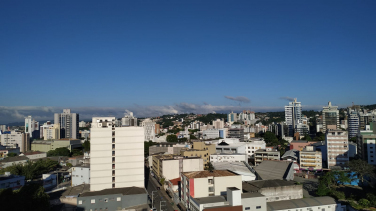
left=196, top=113, right=227, bottom=124
left=362, top=104, right=376, bottom=110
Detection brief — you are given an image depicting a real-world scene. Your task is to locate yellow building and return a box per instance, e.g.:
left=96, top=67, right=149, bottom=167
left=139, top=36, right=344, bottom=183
left=192, top=141, right=216, bottom=154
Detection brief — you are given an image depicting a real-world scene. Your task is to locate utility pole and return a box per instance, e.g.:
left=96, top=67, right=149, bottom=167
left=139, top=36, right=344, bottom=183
left=160, top=201, right=165, bottom=211
left=151, top=191, right=157, bottom=209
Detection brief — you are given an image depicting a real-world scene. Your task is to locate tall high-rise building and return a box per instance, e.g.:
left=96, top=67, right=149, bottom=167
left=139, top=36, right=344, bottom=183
left=325, top=129, right=349, bottom=169
left=227, top=111, right=237, bottom=124
left=212, top=119, right=224, bottom=129
left=322, top=102, right=339, bottom=132
left=0, top=131, right=30, bottom=152
left=24, top=116, right=39, bottom=138
left=284, top=98, right=302, bottom=137
left=90, top=117, right=144, bottom=191
left=141, top=118, right=156, bottom=142
left=348, top=109, right=359, bottom=139
left=121, top=111, right=137, bottom=126
left=54, top=109, right=79, bottom=139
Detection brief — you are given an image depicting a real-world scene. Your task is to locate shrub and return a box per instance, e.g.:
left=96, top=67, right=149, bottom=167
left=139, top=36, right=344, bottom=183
left=359, top=199, right=370, bottom=207
left=330, top=190, right=345, bottom=200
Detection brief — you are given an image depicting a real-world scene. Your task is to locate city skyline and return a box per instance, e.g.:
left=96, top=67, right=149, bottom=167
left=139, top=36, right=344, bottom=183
left=1, top=1, right=376, bottom=123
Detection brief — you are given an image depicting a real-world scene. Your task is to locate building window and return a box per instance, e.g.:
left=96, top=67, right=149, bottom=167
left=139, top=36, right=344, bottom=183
left=112, top=157, right=115, bottom=163
left=256, top=206, right=261, bottom=209
left=112, top=151, right=115, bottom=156
left=104, top=198, right=108, bottom=202
left=117, top=197, right=121, bottom=201
left=112, top=164, right=115, bottom=169
left=245, top=208, right=250, bottom=210
left=112, top=184, right=115, bottom=188
left=112, top=170, right=115, bottom=176
left=91, top=199, right=95, bottom=204
left=78, top=200, right=82, bottom=204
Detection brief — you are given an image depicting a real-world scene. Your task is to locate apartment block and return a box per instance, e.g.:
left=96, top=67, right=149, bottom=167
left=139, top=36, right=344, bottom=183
left=325, top=130, right=349, bottom=168
left=0, top=131, right=30, bottom=153
left=322, top=102, right=339, bottom=132
left=149, top=142, right=190, bottom=156
left=181, top=170, right=242, bottom=209
left=357, top=124, right=376, bottom=165
left=348, top=109, right=359, bottom=139
left=54, top=109, right=79, bottom=139
left=228, top=128, right=244, bottom=142
left=141, top=118, right=156, bottom=142
left=254, top=148, right=280, bottom=166
left=299, top=146, right=322, bottom=170
left=228, top=112, right=238, bottom=124
left=152, top=154, right=203, bottom=180
left=25, top=116, right=39, bottom=138
left=212, top=119, right=224, bottom=129
left=246, top=139, right=266, bottom=158
left=90, top=117, right=144, bottom=191
left=203, top=129, right=220, bottom=140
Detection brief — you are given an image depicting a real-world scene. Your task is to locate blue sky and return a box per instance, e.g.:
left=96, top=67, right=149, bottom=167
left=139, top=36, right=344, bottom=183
left=1, top=1, right=376, bottom=122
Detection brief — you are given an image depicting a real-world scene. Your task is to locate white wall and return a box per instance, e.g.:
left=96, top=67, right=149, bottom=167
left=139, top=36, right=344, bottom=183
left=214, top=176, right=242, bottom=196
left=72, top=167, right=90, bottom=186
left=162, top=160, right=180, bottom=180
left=210, top=154, right=247, bottom=162
left=183, top=159, right=204, bottom=172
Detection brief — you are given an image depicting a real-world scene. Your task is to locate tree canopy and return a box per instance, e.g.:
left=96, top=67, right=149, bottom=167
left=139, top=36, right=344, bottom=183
left=349, top=159, right=376, bottom=185
left=47, top=147, right=71, bottom=157
left=0, top=184, right=50, bottom=211
left=166, top=135, right=178, bottom=142
left=0, top=159, right=59, bottom=180
left=7, top=152, right=18, bottom=157
left=82, top=140, right=90, bottom=151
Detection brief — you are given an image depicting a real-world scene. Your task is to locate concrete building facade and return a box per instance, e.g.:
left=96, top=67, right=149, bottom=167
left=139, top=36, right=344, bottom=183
left=141, top=118, right=156, bottom=142
left=90, top=117, right=144, bottom=191
left=254, top=148, right=280, bottom=166
left=72, top=165, right=90, bottom=187
left=322, top=102, right=340, bottom=132
left=54, top=109, right=79, bottom=139
left=357, top=126, right=376, bottom=165
left=0, top=131, right=30, bottom=152
left=326, top=130, right=349, bottom=168
left=284, top=98, right=302, bottom=137
left=25, top=115, right=39, bottom=138
left=299, top=146, right=322, bottom=170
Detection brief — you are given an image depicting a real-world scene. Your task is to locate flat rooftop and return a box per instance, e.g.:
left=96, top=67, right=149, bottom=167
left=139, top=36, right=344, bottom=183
left=243, top=180, right=297, bottom=192
left=192, top=196, right=227, bottom=204
left=182, top=170, right=237, bottom=179
left=241, top=192, right=265, bottom=198
left=79, top=186, right=147, bottom=197
left=267, top=196, right=336, bottom=211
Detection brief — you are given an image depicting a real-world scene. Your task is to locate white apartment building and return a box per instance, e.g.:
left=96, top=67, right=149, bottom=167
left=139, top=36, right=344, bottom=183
left=181, top=170, right=242, bottom=209
left=0, top=131, right=30, bottom=153
left=212, top=119, right=224, bottom=129
left=228, top=112, right=238, bottom=124
left=121, top=111, right=137, bottom=126
left=246, top=139, right=266, bottom=158
left=285, top=98, right=302, bottom=137
left=202, top=129, right=220, bottom=140
left=54, top=109, right=79, bottom=139
left=90, top=117, right=144, bottom=191
left=72, top=164, right=90, bottom=187
left=0, top=125, right=6, bottom=132
left=141, top=118, right=156, bottom=142
left=153, top=154, right=203, bottom=180
left=25, top=116, right=39, bottom=138
left=210, top=153, right=247, bottom=162
left=79, top=121, right=87, bottom=127
left=326, top=130, right=349, bottom=168
left=43, top=123, right=60, bottom=140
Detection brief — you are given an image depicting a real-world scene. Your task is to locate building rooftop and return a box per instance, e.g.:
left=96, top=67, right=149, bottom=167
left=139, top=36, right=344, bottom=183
left=79, top=186, right=147, bottom=197
left=241, top=192, right=265, bottom=198
left=290, top=140, right=314, bottom=143
left=212, top=162, right=255, bottom=180
left=22, top=151, right=46, bottom=155
left=267, top=196, right=336, bottom=211
left=192, top=196, right=227, bottom=204
left=254, top=161, right=293, bottom=180
left=281, top=150, right=298, bottom=160
left=182, top=170, right=237, bottom=179
left=0, top=156, right=29, bottom=163
left=255, top=149, right=279, bottom=153
left=242, top=179, right=297, bottom=192
left=169, top=178, right=181, bottom=186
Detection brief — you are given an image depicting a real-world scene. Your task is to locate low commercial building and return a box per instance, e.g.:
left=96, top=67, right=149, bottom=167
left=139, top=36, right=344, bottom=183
left=152, top=154, right=203, bottom=180
left=0, top=173, right=25, bottom=190
left=76, top=187, right=148, bottom=211
left=266, top=196, right=337, bottom=211
left=299, top=146, right=322, bottom=171
left=0, top=156, right=29, bottom=168
left=31, top=138, right=82, bottom=152
left=254, top=148, right=280, bottom=166
left=281, top=149, right=298, bottom=162
left=242, top=179, right=303, bottom=202
left=72, top=164, right=90, bottom=187
left=149, top=142, right=190, bottom=156
left=210, top=153, right=247, bottom=162
left=20, top=151, right=47, bottom=160
left=215, top=141, right=246, bottom=154
left=181, top=170, right=242, bottom=209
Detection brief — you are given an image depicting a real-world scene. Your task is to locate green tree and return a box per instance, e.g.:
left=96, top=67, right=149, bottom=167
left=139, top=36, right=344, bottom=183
left=301, top=133, right=312, bottom=141
left=144, top=141, right=157, bottom=157
left=205, top=162, right=214, bottom=172
left=82, top=140, right=90, bottom=151
left=263, top=131, right=278, bottom=145
left=47, top=147, right=70, bottom=157
left=179, top=137, right=188, bottom=143
left=359, top=199, right=370, bottom=207
left=349, top=159, right=376, bottom=185
left=166, top=135, right=178, bottom=142
left=66, top=163, right=73, bottom=168
left=349, top=137, right=357, bottom=143
left=71, top=149, right=83, bottom=156
left=190, top=134, right=197, bottom=140
left=7, top=152, right=18, bottom=157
